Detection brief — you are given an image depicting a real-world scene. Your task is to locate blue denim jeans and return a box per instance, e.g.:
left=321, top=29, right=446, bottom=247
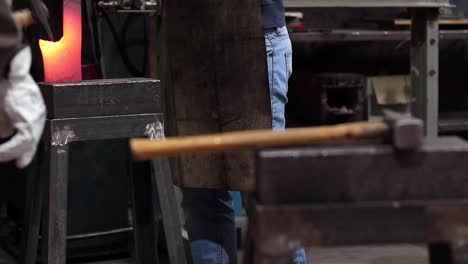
left=265, top=26, right=292, bottom=131
left=183, top=26, right=306, bottom=264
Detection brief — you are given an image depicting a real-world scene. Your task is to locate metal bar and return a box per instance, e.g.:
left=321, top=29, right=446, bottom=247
left=410, top=8, right=440, bottom=138
left=47, top=113, right=163, bottom=142
left=41, top=144, right=69, bottom=264
left=40, top=78, right=161, bottom=119
left=256, top=137, right=468, bottom=204
left=284, top=0, right=451, bottom=8
left=131, top=161, right=160, bottom=264
left=289, top=30, right=468, bottom=43
left=151, top=157, right=188, bottom=264
left=66, top=227, right=133, bottom=240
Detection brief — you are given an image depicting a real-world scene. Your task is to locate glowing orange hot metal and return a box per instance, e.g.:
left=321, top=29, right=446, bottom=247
left=39, top=0, right=82, bottom=82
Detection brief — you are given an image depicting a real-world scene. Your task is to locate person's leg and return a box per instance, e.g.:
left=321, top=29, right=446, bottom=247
left=265, top=26, right=307, bottom=264
left=182, top=25, right=304, bottom=264
left=183, top=188, right=237, bottom=264
left=265, top=26, right=292, bottom=131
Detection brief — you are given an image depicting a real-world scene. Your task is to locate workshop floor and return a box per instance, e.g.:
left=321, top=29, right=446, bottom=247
left=79, top=245, right=428, bottom=264
left=305, top=245, right=428, bottom=264
left=0, top=245, right=428, bottom=264
left=0, top=216, right=429, bottom=264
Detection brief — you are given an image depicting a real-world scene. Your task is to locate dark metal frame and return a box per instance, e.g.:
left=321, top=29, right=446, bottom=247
left=20, top=80, right=187, bottom=263
left=289, top=30, right=468, bottom=43
left=284, top=0, right=452, bottom=8
left=284, top=0, right=450, bottom=137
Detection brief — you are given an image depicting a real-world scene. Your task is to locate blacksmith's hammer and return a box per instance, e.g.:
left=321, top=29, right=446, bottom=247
left=130, top=111, right=424, bottom=160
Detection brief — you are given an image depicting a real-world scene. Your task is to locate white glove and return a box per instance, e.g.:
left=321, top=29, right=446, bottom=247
left=0, top=47, right=46, bottom=168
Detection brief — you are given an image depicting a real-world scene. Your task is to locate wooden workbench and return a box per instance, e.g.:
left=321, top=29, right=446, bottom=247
left=285, top=0, right=452, bottom=138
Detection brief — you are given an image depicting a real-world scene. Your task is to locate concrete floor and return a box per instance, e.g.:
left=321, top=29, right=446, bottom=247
left=0, top=215, right=429, bottom=264
left=0, top=245, right=428, bottom=264
left=306, top=245, right=428, bottom=264
left=81, top=245, right=429, bottom=264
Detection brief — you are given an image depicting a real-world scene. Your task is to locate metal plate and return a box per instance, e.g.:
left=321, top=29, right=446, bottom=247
left=284, top=0, right=451, bottom=8
left=40, top=78, right=161, bottom=119
left=257, top=137, right=468, bottom=204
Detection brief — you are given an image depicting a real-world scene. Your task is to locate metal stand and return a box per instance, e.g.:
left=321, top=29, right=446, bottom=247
left=19, top=145, right=45, bottom=264
left=41, top=144, right=69, bottom=264
left=151, top=158, right=187, bottom=264
left=131, top=161, right=160, bottom=263
left=20, top=79, right=187, bottom=264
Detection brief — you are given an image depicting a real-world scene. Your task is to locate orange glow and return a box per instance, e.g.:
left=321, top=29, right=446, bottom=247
left=39, top=0, right=82, bottom=82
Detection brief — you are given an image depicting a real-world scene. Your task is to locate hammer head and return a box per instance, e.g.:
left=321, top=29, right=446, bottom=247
left=383, top=110, right=424, bottom=150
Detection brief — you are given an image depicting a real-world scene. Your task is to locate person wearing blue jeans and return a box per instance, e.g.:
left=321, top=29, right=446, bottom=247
left=182, top=0, right=306, bottom=263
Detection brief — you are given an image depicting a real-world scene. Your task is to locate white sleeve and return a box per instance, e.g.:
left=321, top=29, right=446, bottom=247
left=0, top=47, right=46, bottom=168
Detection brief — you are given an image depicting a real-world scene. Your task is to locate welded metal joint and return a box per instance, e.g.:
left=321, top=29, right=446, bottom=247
left=97, top=0, right=159, bottom=13
left=144, top=119, right=165, bottom=141
left=51, top=126, right=75, bottom=146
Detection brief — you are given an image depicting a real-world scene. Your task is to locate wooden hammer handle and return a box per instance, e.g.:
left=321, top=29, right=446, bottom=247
left=130, top=121, right=389, bottom=160
left=14, top=9, right=35, bottom=28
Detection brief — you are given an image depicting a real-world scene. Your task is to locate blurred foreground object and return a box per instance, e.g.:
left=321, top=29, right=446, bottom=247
left=0, top=3, right=46, bottom=168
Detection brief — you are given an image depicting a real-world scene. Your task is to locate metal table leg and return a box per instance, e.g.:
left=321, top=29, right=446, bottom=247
left=41, top=143, right=69, bottom=264
left=410, top=8, right=439, bottom=138
left=20, top=145, right=45, bottom=264
left=131, top=161, right=160, bottom=264
left=151, top=157, right=188, bottom=264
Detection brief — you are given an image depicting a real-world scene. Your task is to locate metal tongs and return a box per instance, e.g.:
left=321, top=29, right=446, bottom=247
left=14, top=0, right=54, bottom=41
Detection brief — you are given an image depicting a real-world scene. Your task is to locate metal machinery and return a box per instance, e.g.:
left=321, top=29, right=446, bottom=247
left=285, top=0, right=468, bottom=137
left=288, top=73, right=366, bottom=125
